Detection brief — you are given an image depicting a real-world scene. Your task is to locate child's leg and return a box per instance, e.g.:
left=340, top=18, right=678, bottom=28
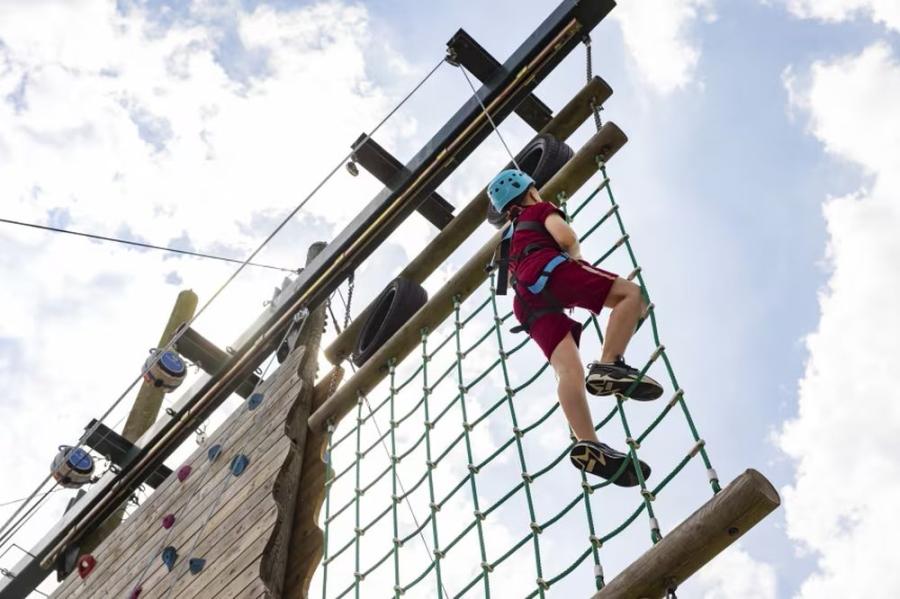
left=600, top=278, right=646, bottom=363
left=549, top=332, right=598, bottom=442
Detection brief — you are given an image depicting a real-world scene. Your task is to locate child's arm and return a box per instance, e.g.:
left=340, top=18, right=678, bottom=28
left=545, top=212, right=583, bottom=260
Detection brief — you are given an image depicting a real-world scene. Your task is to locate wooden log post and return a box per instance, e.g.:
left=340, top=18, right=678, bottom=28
left=593, top=469, right=781, bottom=599
left=309, top=121, right=628, bottom=432
left=81, top=289, right=198, bottom=553
left=123, top=289, right=199, bottom=441
left=282, top=366, right=345, bottom=599
left=323, top=76, right=614, bottom=365
left=260, top=242, right=329, bottom=596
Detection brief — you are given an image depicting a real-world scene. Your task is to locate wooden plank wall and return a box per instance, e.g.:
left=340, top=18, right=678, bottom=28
left=51, top=324, right=323, bottom=599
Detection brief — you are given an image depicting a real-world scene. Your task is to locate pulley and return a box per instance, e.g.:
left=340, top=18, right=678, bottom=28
left=143, top=348, right=187, bottom=392
left=50, top=446, right=95, bottom=489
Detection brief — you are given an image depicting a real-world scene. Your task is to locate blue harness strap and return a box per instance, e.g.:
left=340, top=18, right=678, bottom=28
left=489, top=208, right=571, bottom=334
left=526, top=252, right=569, bottom=294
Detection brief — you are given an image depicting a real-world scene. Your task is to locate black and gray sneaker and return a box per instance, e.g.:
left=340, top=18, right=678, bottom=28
left=585, top=358, right=664, bottom=401
left=568, top=440, right=651, bottom=487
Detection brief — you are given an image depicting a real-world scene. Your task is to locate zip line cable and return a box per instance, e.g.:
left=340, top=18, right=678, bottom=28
left=0, top=217, right=298, bottom=273
left=0, top=54, right=446, bottom=557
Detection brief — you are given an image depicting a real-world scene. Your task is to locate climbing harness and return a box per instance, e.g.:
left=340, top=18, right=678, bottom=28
left=142, top=348, right=187, bottom=392
left=489, top=211, right=571, bottom=334
left=50, top=446, right=95, bottom=489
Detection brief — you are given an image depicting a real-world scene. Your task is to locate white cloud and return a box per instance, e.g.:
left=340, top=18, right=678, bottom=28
left=695, top=544, right=777, bottom=599
left=780, top=0, right=900, bottom=31
left=779, top=42, right=900, bottom=597
left=613, top=0, right=716, bottom=94
left=0, top=0, right=429, bottom=589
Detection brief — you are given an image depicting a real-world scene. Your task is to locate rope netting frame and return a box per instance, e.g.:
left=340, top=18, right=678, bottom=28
left=313, top=155, right=721, bottom=598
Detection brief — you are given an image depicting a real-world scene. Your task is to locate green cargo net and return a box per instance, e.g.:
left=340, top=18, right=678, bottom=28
left=313, top=154, right=720, bottom=598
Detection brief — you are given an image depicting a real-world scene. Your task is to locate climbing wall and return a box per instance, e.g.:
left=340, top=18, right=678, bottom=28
left=50, top=344, right=315, bottom=599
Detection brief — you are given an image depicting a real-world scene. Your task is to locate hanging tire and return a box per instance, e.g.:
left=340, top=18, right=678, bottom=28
left=486, top=133, right=575, bottom=228
left=352, top=277, right=428, bottom=367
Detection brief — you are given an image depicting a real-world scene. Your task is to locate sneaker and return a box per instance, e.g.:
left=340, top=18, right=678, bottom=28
left=585, top=358, right=664, bottom=401
left=568, top=440, right=651, bottom=487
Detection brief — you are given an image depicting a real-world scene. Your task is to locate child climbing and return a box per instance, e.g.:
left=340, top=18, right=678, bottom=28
left=487, top=169, right=664, bottom=486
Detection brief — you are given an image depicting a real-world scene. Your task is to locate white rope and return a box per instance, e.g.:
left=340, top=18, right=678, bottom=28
left=456, top=65, right=521, bottom=170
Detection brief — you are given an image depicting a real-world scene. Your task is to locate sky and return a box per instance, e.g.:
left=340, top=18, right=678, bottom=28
left=0, top=0, right=898, bottom=597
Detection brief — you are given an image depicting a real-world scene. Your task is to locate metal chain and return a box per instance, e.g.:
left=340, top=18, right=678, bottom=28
left=344, top=272, right=355, bottom=330
left=583, top=36, right=603, bottom=132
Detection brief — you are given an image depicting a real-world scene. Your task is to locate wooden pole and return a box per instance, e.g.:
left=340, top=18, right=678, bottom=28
left=80, top=289, right=197, bottom=554
left=593, top=469, right=781, bottom=599
left=309, top=122, right=628, bottom=432
left=122, top=289, right=199, bottom=442
left=281, top=366, right=345, bottom=599
left=323, top=77, right=614, bottom=364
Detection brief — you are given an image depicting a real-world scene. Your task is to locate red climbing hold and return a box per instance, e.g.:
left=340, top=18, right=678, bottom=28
left=77, top=554, right=96, bottom=579
left=177, top=465, right=192, bottom=482
left=162, top=513, right=176, bottom=529
left=129, top=585, right=142, bottom=599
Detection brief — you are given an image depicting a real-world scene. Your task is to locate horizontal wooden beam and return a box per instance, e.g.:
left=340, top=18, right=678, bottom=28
left=593, top=469, right=781, bottom=599
left=323, top=76, right=613, bottom=365
left=447, top=28, right=554, bottom=131
left=174, top=327, right=259, bottom=399
left=309, top=121, right=627, bottom=431
left=350, top=134, right=455, bottom=230
left=83, top=421, right=172, bottom=488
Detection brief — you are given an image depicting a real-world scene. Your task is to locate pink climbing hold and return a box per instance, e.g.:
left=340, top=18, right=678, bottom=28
left=177, top=465, right=191, bottom=482
left=129, top=585, right=142, bottom=599
left=162, top=514, right=175, bottom=529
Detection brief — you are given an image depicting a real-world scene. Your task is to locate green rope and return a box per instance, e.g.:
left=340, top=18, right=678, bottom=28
left=419, top=330, right=447, bottom=598
left=488, top=275, right=547, bottom=596
left=315, top=154, right=720, bottom=596
left=453, top=297, right=492, bottom=598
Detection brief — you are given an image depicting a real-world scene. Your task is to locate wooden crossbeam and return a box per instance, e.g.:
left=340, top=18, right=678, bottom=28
left=350, top=134, right=456, bottom=230
left=447, top=28, right=554, bottom=131
left=593, top=469, right=780, bottom=599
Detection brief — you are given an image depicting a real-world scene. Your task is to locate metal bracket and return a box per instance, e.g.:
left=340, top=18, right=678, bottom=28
left=447, top=28, right=554, bottom=132
left=350, top=134, right=455, bottom=230
left=174, top=328, right=260, bottom=398
left=83, top=422, right=173, bottom=489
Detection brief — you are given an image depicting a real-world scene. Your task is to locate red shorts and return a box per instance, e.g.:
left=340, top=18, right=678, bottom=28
left=512, top=260, right=618, bottom=360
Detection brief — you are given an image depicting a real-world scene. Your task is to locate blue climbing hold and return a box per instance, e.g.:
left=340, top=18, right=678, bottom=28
left=189, top=557, right=206, bottom=574
left=230, top=454, right=250, bottom=477
left=247, top=392, right=264, bottom=411
left=161, top=546, right=178, bottom=572
left=207, top=444, right=222, bottom=462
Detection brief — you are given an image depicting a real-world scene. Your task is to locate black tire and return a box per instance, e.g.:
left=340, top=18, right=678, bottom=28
left=352, top=277, right=428, bottom=367
left=486, top=133, right=575, bottom=228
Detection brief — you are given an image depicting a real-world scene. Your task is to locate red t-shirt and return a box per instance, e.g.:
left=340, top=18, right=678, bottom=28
left=509, top=202, right=564, bottom=286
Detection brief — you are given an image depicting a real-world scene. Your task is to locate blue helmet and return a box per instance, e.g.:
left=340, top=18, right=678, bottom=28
left=488, top=169, right=535, bottom=213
